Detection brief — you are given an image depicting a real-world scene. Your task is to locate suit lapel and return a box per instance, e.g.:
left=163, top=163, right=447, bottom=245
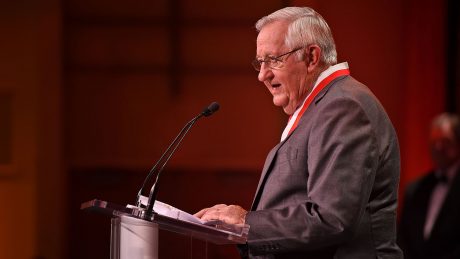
left=429, top=169, right=460, bottom=240
left=410, top=173, right=437, bottom=243
left=251, top=139, right=288, bottom=210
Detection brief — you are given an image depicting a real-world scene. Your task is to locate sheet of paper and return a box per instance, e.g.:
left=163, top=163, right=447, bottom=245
left=134, top=196, right=218, bottom=225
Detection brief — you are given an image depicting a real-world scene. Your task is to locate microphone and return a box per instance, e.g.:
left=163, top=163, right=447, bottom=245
left=136, top=102, right=220, bottom=218
left=201, top=102, right=220, bottom=117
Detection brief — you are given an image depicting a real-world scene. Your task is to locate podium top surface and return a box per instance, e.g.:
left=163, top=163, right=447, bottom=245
left=81, top=199, right=249, bottom=245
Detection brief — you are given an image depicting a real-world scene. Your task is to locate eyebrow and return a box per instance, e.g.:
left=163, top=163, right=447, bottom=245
left=256, top=53, right=278, bottom=60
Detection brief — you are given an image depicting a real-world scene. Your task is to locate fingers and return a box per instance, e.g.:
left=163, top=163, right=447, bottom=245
left=211, top=204, right=228, bottom=209
left=194, top=204, right=227, bottom=218
left=193, top=208, right=208, bottom=218
left=200, top=208, right=222, bottom=221
left=223, top=205, right=248, bottom=224
left=196, top=204, right=248, bottom=225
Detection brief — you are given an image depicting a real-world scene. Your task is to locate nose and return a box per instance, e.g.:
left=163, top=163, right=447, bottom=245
left=258, top=63, right=274, bottom=82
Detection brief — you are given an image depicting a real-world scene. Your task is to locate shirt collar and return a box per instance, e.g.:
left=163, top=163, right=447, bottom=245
left=436, top=161, right=460, bottom=184
left=294, top=62, right=349, bottom=113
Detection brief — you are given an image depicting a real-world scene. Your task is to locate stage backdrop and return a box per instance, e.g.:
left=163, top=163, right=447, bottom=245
left=0, top=0, right=453, bottom=258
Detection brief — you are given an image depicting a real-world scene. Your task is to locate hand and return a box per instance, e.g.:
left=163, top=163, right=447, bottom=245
left=194, top=204, right=247, bottom=225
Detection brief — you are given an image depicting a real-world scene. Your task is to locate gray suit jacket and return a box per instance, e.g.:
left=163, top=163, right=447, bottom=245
left=243, top=75, right=403, bottom=259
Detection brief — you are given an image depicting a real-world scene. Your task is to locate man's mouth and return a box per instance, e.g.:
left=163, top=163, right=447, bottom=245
left=271, top=83, right=281, bottom=88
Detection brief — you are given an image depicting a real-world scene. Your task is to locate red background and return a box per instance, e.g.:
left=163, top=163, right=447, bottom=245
left=0, top=0, right=456, bottom=258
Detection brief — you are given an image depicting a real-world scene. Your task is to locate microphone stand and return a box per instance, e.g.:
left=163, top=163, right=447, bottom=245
left=135, top=102, right=219, bottom=219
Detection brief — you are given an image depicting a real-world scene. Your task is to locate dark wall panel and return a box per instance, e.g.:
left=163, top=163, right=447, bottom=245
left=0, top=93, right=12, bottom=164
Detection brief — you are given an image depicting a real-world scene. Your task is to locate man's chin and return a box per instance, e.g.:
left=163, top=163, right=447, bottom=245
left=272, top=97, right=287, bottom=108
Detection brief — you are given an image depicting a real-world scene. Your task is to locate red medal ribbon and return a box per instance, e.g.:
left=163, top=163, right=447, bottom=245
left=287, top=68, right=350, bottom=136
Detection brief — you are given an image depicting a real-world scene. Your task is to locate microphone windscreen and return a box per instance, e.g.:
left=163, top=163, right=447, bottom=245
left=202, top=102, right=220, bottom=117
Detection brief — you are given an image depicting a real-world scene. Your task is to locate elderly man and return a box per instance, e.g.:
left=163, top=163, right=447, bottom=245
left=399, top=113, right=460, bottom=259
left=195, top=7, right=402, bottom=258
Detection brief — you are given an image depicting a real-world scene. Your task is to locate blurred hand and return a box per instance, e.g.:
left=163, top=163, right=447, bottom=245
left=194, top=204, right=247, bottom=225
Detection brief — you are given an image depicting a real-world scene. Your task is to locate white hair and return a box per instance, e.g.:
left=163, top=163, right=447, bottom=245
left=255, top=7, right=337, bottom=65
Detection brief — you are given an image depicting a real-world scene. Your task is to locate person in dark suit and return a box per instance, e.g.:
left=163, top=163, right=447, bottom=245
left=399, top=113, right=460, bottom=259
left=195, top=7, right=402, bottom=258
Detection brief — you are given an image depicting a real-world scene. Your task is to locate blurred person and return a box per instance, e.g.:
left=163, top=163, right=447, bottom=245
left=399, top=113, right=460, bottom=259
left=195, top=7, right=402, bottom=258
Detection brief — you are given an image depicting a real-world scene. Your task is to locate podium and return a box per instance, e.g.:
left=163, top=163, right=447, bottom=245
left=81, top=199, right=249, bottom=259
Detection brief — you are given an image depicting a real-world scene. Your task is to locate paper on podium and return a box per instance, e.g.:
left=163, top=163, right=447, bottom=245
left=129, top=196, right=219, bottom=226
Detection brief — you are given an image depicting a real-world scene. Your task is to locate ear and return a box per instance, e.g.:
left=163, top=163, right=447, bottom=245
left=304, top=45, right=322, bottom=73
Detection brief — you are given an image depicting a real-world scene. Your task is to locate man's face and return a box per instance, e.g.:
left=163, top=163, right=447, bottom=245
left=430, top=124, right=460, bottom=169
left=256, top=21, right=311, bottom=115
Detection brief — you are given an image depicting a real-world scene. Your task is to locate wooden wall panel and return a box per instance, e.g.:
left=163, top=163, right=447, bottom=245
left=0, top=93, right=12, bottom=164
left=66, top=73, right=172, bottom=168
left=65, top=0, right=169, bottom=19
left=0, top=2, right=44, bottom=258
left=316, top=0, right=405, bottom=125
left=174, top=74, right=283, bottom=170
left=182, top=27, right=256, bottom=69
left=182, top=0, right=284, bottom=20
left=66, top=72, right=282, bottom=170
left=67, top=26, right=171, bottom=69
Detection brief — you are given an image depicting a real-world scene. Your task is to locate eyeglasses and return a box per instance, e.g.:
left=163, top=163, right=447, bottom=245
left=252, top=47, right=303, bottom=71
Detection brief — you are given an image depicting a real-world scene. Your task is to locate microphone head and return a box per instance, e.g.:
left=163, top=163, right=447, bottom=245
left=201, top=102, right=220, bottom=117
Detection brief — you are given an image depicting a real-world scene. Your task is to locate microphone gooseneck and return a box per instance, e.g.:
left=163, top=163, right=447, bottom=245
left=135, top=102, right=220, bottom=219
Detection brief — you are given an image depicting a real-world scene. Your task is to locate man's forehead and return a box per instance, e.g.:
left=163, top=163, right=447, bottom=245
left=257, top=22, right=287, bottom=57
left=256, top=21, right=289, bottom=54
